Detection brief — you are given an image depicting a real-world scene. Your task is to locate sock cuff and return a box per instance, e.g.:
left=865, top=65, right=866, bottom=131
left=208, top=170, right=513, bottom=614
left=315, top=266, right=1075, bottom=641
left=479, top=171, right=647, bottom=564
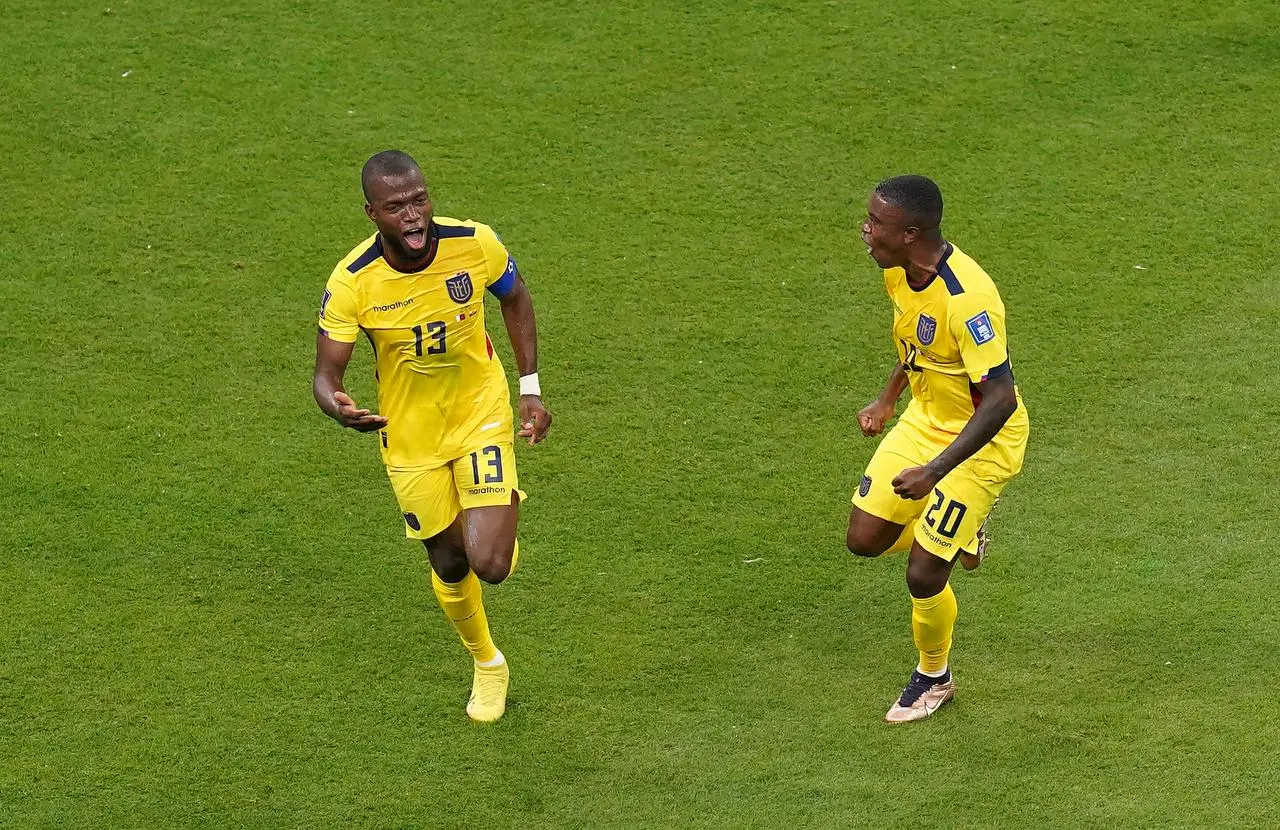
left=431, top=569, right=477, bottom=596
left=910, top=582, right=955, bottom=610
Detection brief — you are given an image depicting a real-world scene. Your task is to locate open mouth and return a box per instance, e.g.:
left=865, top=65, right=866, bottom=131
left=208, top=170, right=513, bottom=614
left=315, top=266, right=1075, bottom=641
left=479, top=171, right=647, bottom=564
left=403, top=228, right=427, bottom=251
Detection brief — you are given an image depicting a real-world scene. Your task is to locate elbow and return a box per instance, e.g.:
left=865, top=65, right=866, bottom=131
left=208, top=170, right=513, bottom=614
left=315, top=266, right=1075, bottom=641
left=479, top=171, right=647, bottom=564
left=996, top=389, right=1019, bottom=424
left=1002, top=389, right=1018, bottom=418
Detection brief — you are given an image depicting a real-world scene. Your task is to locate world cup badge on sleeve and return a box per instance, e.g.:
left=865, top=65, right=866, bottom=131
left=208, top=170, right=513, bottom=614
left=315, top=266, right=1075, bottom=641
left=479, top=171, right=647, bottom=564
left=965, top=311, right=996, bottom=345
left=445, top=271, right=474, bottom=304
left=916, top=314, right=937, bottom=346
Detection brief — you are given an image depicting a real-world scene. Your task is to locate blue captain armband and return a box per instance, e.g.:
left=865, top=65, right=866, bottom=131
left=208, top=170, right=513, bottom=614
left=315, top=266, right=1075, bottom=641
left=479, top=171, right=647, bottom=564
left=487, top=255, right=519, bottom=298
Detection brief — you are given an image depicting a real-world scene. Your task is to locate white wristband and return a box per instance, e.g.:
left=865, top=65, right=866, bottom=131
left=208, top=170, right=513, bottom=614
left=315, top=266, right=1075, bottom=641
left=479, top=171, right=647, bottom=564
left=519, top=373, right=541, bottom=397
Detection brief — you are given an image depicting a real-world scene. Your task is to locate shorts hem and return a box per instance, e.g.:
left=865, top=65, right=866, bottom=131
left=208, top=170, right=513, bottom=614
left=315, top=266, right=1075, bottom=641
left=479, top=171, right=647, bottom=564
left=404, top=509, right=460, bottom=541
left=850, top=496, right=907, bottom=527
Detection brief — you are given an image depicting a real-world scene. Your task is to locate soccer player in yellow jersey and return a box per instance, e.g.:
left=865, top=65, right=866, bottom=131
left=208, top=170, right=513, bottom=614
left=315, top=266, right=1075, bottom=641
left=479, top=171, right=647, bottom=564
left=312, top=150, right=552, bottom=723
left=846, top=175, right=1029, bottom=723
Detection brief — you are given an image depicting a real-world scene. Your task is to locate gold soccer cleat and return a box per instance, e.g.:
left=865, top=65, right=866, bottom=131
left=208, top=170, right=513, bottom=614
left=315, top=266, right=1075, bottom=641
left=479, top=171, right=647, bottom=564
left=884, top=670, right=955, bottom=723
left=467, top=658, right=510, bottom=723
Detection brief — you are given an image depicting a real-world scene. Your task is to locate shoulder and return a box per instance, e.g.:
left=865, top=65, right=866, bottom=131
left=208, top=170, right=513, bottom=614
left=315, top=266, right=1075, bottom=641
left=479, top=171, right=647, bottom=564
left=939, top=246, right=1001, bottom=310
left=941, top=244, right=1000, bottom=299
left=334, top=233, right=383, bottom=278
left=439, top=218, right=509, bottom=276
left=433, top=216, right=500, bottom=242
left=438, top=217, right=510, bottom=255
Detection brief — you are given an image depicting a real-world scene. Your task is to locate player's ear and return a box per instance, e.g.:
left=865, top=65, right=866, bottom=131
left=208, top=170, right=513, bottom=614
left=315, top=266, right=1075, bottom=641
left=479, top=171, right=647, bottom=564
left=902, top=225, right=920, bottom=244
left=363, top=202, right=376, bottom=222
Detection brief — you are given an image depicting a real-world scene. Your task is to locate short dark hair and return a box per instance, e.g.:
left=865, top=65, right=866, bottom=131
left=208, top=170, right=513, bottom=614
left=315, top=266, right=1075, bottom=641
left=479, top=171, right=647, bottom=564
left=875, top=174, right=943, bottom=231
left=361, top=150, right=421, bottom=201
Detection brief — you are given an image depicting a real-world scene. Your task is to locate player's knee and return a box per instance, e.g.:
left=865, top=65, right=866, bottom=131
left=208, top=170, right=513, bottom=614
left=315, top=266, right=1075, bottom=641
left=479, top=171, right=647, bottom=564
left=906, top=559, right=948, bottom=598
left=846, top=526, right=886, bottom=558
left=469, top=541, right=516, bottom=585
left=424, top=541, right=469, bottom=584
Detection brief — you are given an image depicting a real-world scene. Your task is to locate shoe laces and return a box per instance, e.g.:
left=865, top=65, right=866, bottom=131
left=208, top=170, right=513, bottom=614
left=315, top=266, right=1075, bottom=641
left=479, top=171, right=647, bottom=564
left=897, top=671, right=941, bottom=707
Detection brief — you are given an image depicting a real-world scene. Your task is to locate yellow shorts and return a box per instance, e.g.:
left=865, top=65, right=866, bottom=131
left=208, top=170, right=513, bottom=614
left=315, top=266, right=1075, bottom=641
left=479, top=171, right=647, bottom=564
left=852, top=418, right=1024, bottom=561
left=386, top=441, right=524, bottom=539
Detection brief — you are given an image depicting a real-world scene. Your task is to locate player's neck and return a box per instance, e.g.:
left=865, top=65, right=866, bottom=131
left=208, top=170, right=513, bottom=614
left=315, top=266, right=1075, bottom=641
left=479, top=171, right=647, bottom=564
left=904, top=238, right=950, bottom=287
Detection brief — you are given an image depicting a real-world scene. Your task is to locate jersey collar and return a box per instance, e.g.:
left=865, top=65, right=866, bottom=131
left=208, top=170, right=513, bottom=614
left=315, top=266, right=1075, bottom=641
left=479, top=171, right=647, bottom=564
left=905, top=242, right=954, bottom=292
left=378, top=222, right=441, bottom=274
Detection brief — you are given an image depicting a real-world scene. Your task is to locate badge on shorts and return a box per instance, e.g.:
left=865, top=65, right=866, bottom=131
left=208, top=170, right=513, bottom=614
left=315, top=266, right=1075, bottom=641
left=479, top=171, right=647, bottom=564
left=445, top=271, right=474, bottom=304
left=966, top=311, right=995, bottom=345
left=859, top=475, right=872, bottom=497
left=403, top=512, right=421, bottom=531
left=916, top=314, right=937, bottom=346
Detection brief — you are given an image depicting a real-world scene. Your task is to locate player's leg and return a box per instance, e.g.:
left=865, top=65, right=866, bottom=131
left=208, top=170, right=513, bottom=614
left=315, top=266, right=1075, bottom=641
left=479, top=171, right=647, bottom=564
left=454, top=441, right=523, bottom=584
left=884, top=539, right=960, bottom=723
left=423, top=515, right=501, bottom=667
left=847, top=509, right=916, bottom=558
left=847, top=425, right=930, bottom=557
left=885, top=467, right=1003, bottom=723
left=461, top=493, right=519, bottom=584
left=959, top=436, right=1025, bottom=570
left=424, top=514, right=508, bottom=723
left=957, top=503, right=995, bottom=571
left=387, top=465, right=504, bottom=722
left=448, top=441, right=525, bottom=722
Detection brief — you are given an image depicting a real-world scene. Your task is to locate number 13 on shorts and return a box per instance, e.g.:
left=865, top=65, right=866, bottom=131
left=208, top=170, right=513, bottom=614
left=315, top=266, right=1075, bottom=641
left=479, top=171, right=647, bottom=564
left=456, top=442, right=523, bottom=511
left=469, top=445, right=504, bottom=484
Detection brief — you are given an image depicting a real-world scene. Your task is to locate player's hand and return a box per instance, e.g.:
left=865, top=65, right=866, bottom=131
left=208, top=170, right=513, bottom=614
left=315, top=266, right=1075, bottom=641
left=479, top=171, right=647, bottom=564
left=857, top=399, right=896, bottom=437
left=517, top=395, right=552, bottom=446
left=332, top=391, right=388, bottom=432
left=892, top=465, right=942, bottom=500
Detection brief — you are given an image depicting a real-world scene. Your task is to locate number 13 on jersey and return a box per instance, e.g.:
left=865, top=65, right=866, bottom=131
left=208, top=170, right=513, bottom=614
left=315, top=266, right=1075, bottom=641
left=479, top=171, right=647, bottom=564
left=412, top=322, right=446, bottom=356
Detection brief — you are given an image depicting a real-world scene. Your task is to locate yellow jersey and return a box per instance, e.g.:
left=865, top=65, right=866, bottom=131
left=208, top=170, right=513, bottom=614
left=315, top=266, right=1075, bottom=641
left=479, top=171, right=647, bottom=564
left=318, top=217, right=519, bottom=469
left=884, top=243, right=1029, bottom=455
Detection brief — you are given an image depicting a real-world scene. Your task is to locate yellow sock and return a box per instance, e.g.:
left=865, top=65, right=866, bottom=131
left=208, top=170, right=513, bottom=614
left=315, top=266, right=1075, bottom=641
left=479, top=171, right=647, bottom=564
left=507, top=539, right=520, bottom=578
left=911, top=582, right=958, bottom=674
left=431, top=570, right=498, bottom=664
left=886, top=524, right=915, bottom=555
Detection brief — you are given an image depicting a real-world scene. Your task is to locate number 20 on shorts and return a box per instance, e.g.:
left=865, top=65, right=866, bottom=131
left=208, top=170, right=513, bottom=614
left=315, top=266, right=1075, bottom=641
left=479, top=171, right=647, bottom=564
left=924, top=489, right=967, bottom=538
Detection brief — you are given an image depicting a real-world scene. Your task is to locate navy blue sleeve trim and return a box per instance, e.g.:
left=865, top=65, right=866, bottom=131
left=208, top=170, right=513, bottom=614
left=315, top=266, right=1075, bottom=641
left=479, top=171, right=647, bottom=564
left=346, top=237, right=384, bottom=273
left=487, top=254, right=519, bottom=297
left=981, top=358, right=1013, bottom=382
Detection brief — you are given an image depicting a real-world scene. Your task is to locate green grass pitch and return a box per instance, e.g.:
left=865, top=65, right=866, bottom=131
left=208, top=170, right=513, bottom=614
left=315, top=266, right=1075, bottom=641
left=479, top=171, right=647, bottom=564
left=2, top=1, right=1277, bottom=827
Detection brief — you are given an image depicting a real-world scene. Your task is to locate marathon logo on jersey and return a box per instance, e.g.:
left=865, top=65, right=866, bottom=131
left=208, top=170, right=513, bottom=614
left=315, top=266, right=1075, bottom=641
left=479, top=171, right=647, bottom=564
left=320, top=289, right=332, bottom=319
left=859, top=475, right=872, bottom=498
left=916, top=313, right=937, bottom=346
left=966, top=311, right=996, bottom=345
left=445, top=271, right=474, bottom=304
left=371, top=298, right=414, bottom=313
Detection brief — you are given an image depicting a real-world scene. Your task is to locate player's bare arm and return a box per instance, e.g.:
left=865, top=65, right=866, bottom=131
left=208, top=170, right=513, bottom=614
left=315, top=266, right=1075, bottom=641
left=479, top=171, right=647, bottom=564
left=498, top=275, right=552, bottom=445
left=859, top=362, right=910, bottom=436
left=312, top=329, right=389, bottom=432
left=891, top=372, right=1018, bottom=499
